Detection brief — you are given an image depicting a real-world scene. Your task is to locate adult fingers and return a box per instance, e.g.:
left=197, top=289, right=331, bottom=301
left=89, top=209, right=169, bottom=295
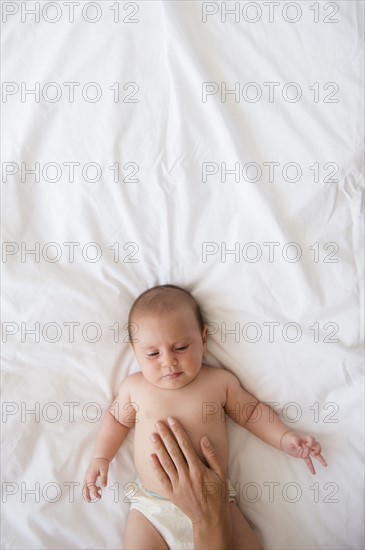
left=162, top=417, right=203, bottom=472
left=149, top=452, right=174, bottom=496
left=200, top=436, right=226, bottom=481
left=150, top=427, right=180, bottom=485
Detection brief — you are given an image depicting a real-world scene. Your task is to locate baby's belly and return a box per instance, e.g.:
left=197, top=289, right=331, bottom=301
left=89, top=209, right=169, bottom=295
left=133, top=416, right=229, bottom=496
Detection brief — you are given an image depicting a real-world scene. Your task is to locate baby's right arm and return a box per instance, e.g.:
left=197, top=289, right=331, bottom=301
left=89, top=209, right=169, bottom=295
left=83, top=377, right=136, bottom=502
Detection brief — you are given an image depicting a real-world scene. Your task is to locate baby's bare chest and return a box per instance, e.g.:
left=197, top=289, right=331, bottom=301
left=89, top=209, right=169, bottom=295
left=132, top=381, right=226, bottom=426
left=131, top=380, right=230, bottom=492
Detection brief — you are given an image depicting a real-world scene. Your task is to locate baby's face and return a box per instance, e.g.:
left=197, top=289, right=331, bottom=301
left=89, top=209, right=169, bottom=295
left=131, top=305, right=207, bottom=390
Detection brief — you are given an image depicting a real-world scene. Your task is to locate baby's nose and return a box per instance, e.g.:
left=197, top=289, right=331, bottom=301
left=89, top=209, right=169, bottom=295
left=161, top=352, right=177, bottom=367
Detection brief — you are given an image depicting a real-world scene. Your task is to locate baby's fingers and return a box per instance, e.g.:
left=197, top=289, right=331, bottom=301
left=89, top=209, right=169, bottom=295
left=301, top=436, right=315, bottom=458
left=304, top=456, right=316, bottom=475
left=99, top=467, right=109, bottom=488
left=83, top=482, right=92, bottom=502
left=83, top=481, right=99, bottom=502
left=313, top=453, right=327, bottom=468
left=309, top=441, right=327, bottom=467
left=84, top=481, right=102, bottom=501
left=304, top=452, right=327, bottom=475
left=301, top=445, right=311, bottom=460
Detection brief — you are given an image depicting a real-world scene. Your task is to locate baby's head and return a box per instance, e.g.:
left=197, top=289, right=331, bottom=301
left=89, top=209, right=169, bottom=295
left=128, top=285, right=207, bottom=389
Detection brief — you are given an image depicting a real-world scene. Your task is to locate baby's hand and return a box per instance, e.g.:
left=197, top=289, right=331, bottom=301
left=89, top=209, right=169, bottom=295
left=83, top=457, right=110, bottom=502
left=280, top=431, right=327, bottom=475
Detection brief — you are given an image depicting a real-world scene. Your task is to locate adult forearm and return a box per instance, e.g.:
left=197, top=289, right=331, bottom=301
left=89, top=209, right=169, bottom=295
left=94, top=410, right=130, bottom=461
left=244, top=402, right=289, bottom=450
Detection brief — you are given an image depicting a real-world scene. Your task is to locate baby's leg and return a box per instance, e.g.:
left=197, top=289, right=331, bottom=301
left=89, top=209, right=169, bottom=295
left=123, top=510, right=168, bottom=550
left=230, top=502, right=262, bottom=550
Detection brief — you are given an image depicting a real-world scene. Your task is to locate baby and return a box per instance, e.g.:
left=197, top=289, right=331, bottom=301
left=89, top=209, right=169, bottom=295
left=84, top=284, right=327, bottom=549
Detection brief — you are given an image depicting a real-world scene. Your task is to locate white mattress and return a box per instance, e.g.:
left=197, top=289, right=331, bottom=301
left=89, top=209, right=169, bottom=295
left=1, top=1, right=364, bottom=549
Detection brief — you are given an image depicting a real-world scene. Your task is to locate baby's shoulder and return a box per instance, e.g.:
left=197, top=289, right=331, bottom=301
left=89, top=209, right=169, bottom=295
left=201, top=364, right=239, bottom=385
left=125, top=371, right=143, bottom=383
left=117, top=371, right=143, bottom=393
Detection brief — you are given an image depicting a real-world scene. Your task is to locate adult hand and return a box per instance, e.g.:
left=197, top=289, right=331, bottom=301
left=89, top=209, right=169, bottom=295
left=150, top=416, right=232, bottom=548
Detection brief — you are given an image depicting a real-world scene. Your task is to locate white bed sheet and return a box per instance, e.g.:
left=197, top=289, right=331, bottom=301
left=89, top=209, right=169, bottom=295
left=1, top=1, right=364, bottom=549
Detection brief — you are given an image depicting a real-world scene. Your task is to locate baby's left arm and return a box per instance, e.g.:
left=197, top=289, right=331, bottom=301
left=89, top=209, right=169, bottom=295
left=224, top=371, right=327, bottom=474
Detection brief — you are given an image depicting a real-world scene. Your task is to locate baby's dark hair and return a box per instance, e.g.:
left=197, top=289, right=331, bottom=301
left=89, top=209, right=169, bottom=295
left=128, top=284, right=205, bottom=343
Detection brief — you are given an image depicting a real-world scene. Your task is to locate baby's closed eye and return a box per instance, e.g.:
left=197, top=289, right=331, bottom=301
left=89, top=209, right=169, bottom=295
left=146, top=345, right=189, bottom=357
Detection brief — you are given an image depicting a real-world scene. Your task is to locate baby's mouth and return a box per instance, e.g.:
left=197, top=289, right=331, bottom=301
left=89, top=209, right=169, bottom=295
left=164, top=372, right=182, bottom=379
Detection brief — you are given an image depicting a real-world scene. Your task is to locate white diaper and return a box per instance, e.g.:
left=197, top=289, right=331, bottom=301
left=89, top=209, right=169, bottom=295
left=124, top=477, right=237, bottom=549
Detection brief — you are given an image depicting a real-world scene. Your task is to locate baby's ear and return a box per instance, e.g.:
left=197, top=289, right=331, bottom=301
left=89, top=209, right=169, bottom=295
left=202, top=325, right=208, bottom=347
